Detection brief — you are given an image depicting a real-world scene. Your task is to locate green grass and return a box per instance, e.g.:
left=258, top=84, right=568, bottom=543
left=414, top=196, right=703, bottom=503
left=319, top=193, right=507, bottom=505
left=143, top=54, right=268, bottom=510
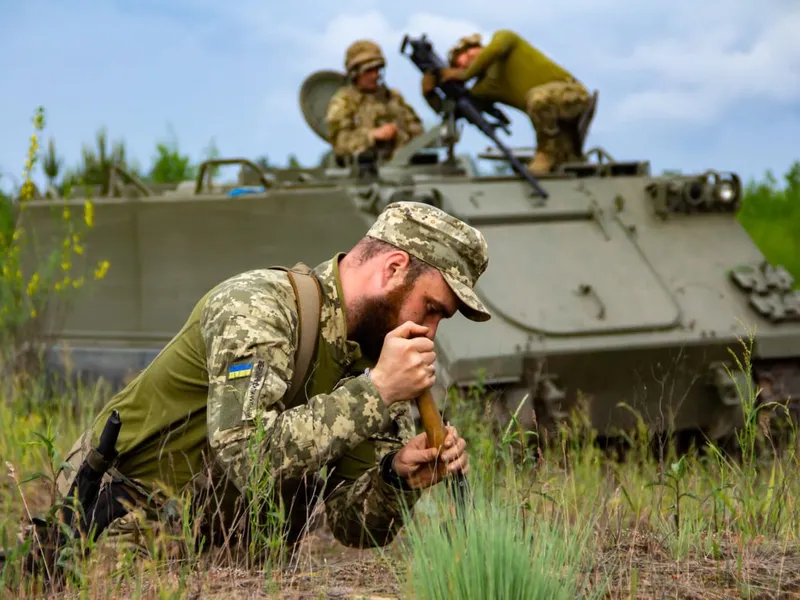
left=3, top=337, right=800, bottom=598
left=1, top=161, right=798, bottom=598
left=401, top=479, right=601, bottom=600
left=736, top=161, right=800, bottom=284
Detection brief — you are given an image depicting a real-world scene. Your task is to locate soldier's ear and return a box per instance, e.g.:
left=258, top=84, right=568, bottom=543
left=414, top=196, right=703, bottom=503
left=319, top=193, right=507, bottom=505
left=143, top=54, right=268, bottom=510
left=379, top=250, right=412, bottom=289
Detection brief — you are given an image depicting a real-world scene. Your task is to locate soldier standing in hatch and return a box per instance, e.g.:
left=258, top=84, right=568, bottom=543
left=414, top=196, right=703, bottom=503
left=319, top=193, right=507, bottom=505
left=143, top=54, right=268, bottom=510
left=326, top=40, right=424, bottom=162
left=422, top=30, right=592, bottom=175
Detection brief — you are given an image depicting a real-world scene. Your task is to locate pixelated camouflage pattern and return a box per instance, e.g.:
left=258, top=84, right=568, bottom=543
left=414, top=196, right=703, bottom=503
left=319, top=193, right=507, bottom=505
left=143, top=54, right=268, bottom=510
left=41, top=254, right=424, bottom=556
left=202, top=265, right=398, bottom=484
left=325, top=85, right=424, bottom=159
left=366, top=201, right=491, bottom=322
left=202, top=254, right=422, bottom=546
left=345, top=39, right=386, bottom=75
left=525, top=80, right=591, bottom=165
left=448, top=33, right=483, bottom=66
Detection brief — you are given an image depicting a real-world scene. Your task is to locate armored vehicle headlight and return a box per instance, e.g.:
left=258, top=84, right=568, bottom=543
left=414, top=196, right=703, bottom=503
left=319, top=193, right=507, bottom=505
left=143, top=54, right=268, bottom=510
left=716, top=181, right=736, bottom=203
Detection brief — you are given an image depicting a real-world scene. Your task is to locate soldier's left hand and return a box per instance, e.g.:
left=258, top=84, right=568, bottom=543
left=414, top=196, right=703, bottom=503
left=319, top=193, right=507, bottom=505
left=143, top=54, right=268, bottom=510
left=392, top=425, right=468, bottom=489
left=439, top=67, right=467, bottom=83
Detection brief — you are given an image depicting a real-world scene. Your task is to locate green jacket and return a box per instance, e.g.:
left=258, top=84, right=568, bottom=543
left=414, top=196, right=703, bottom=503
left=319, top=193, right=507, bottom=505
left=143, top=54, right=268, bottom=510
left=89, top=253, right=421, bottom=547
left=464, top=29, right=576, bottom=111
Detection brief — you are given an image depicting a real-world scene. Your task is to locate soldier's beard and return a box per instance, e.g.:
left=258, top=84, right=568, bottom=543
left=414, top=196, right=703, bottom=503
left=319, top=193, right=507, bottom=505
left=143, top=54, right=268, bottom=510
left=350, top=282, right=414, bottom=363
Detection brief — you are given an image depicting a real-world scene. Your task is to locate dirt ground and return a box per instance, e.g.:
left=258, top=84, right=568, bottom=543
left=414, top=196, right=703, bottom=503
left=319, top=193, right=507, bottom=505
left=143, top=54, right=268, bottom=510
left=138, top=522, right=800, bottom=600
left=7, top=482, right=800, bottom=598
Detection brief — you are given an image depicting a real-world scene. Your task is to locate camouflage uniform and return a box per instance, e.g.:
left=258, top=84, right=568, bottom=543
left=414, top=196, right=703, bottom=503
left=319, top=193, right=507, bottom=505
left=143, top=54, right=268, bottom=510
left=326, top=40, right=424, bottom=161
left=448, top=30, right=591, bottom=173
left=41, top=201, right=490, bottom=565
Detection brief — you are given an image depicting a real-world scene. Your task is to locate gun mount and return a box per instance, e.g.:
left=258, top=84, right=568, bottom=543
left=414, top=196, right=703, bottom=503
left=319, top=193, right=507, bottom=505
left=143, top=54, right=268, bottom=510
left=400, top=33, right=549, bottom=204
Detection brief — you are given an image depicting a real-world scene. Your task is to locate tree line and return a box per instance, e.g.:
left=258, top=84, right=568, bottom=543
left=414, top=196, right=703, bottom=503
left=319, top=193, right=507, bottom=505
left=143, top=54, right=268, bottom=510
left=0, top=127, right=306, bottom=200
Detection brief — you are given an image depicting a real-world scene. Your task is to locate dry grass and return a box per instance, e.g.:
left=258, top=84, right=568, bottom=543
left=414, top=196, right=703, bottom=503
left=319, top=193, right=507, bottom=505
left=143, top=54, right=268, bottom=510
left=2, top=113, right=799, bottom=598
left=3, top=338, right=800, bottom=600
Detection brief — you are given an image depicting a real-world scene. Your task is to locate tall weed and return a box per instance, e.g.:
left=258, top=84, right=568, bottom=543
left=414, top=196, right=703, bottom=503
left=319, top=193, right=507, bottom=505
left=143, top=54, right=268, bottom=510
left=0, top=107, right=111, bottom=384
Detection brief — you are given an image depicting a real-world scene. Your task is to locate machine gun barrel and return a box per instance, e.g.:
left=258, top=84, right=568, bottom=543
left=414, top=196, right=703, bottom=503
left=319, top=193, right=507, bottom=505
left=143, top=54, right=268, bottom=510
left=400, top=34, right=549, bottom=202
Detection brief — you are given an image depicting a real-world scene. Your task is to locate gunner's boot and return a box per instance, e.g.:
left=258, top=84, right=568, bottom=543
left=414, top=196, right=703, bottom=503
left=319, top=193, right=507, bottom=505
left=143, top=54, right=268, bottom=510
left=527, top=150, right=555, bottom=175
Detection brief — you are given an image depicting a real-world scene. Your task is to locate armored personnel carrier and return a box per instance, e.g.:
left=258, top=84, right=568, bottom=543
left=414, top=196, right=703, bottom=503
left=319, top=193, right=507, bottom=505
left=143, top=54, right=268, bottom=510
left=14, top=54, right=800, bottom=448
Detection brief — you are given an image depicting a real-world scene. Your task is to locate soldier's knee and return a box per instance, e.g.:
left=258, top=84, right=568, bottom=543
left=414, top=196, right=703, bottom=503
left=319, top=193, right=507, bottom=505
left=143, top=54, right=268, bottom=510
left=530, top=111, right=560, bottom=138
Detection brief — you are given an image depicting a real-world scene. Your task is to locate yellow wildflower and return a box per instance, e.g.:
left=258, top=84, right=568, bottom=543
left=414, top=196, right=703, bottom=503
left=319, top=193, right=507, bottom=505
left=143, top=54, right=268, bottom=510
left=94, top=260, right=110, bottom=280
left=83, top=200, right=94, bottom=228
left=26, top=273, right=40, bottom=297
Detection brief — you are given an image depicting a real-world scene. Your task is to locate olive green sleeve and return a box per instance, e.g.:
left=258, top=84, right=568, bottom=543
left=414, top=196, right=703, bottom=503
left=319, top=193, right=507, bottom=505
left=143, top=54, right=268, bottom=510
left=463, top=29, right=518, bottom=80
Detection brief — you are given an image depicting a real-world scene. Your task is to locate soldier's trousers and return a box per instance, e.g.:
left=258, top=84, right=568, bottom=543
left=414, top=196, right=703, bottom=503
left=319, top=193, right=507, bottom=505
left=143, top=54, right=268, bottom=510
left=52, top=429, right=181, bottom=562
left=524, top=79, right=592, bottom=165
left=48, top=428, right=328, bottom=565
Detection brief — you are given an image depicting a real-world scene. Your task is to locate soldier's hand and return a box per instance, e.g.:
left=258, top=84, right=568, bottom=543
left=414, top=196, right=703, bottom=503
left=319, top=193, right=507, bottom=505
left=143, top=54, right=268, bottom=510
left=369, top=321, right=435, bottom=406
left=371, top=123, right=397, bottom=142
left=392, top=425, right=469, bottom=489
left=439, top=67, right=466, bottom=83
left=421, top=72, right=437, bottom=95
left=383, top=122, right=397, bottom=139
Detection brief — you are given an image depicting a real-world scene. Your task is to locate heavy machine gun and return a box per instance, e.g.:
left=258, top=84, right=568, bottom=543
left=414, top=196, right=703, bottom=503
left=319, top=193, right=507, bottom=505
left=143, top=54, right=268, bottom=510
left=400, top=33, right=549, bottom=203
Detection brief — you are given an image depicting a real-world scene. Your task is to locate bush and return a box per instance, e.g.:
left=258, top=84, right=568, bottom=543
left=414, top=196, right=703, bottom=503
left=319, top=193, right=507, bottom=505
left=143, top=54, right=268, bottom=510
left=0, top=107, right=110, bottom=381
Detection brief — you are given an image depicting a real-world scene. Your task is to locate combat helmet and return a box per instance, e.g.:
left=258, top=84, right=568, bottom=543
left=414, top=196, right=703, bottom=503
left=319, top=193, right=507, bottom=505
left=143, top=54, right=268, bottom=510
left=448, top=33, right=483, bottom=66
left=345, top=40, right=386, bottom=76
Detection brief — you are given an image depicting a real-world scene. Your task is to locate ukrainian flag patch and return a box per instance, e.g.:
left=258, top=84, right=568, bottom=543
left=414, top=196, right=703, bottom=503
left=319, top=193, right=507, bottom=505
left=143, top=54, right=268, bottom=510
left=227, top=361, right=253, bottom=380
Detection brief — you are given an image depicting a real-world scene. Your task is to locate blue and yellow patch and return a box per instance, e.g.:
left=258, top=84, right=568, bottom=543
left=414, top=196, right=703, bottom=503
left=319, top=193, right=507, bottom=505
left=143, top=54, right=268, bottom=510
left=227, top=361, right=253, bottom=380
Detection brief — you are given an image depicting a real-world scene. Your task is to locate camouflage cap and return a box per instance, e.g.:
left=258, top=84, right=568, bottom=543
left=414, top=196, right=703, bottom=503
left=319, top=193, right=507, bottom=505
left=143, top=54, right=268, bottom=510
left=448, top=33, right=483, bottom=66
left=366, top=201, right=491, bottom=322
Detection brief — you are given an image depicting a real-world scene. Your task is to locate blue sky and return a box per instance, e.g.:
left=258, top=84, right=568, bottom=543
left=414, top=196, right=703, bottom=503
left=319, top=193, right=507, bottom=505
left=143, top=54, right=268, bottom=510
left=2, top=0, right=799, bottom=192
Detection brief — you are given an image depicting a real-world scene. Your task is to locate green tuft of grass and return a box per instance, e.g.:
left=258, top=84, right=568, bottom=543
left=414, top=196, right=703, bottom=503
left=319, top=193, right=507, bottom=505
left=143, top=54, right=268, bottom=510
left=400, top=477, right=601, bottom=600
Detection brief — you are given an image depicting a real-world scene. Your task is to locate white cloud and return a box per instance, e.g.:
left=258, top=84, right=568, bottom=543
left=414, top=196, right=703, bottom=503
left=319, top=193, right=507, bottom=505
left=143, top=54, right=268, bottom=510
left=610, top=91, right=718, bottom=124
left=604, top=7, right=800, bottom=126
left=190, top=1, right=800, bottom=173
left=280, top=10, right=492, bottom=74
left=1, top=0, right=798, bottom=194
left=229, top=2, right=800, bottom=135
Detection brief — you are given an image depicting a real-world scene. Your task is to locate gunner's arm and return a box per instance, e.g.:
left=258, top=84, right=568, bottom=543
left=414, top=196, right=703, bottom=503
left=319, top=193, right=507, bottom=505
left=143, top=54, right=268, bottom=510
left=462, top=29, right=518, bottom=79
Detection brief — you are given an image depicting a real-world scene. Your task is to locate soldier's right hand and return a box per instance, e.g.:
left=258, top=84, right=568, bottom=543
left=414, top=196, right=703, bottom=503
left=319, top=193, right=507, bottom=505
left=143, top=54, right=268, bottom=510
left=369, top=321, right=436, bottom=406
left=371, top=123, right=397, bottom=142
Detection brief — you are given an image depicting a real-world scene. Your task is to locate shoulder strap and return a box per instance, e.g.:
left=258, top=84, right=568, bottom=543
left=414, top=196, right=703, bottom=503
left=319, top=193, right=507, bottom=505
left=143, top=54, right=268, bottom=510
left=270, top=262, right=322, bottom=404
